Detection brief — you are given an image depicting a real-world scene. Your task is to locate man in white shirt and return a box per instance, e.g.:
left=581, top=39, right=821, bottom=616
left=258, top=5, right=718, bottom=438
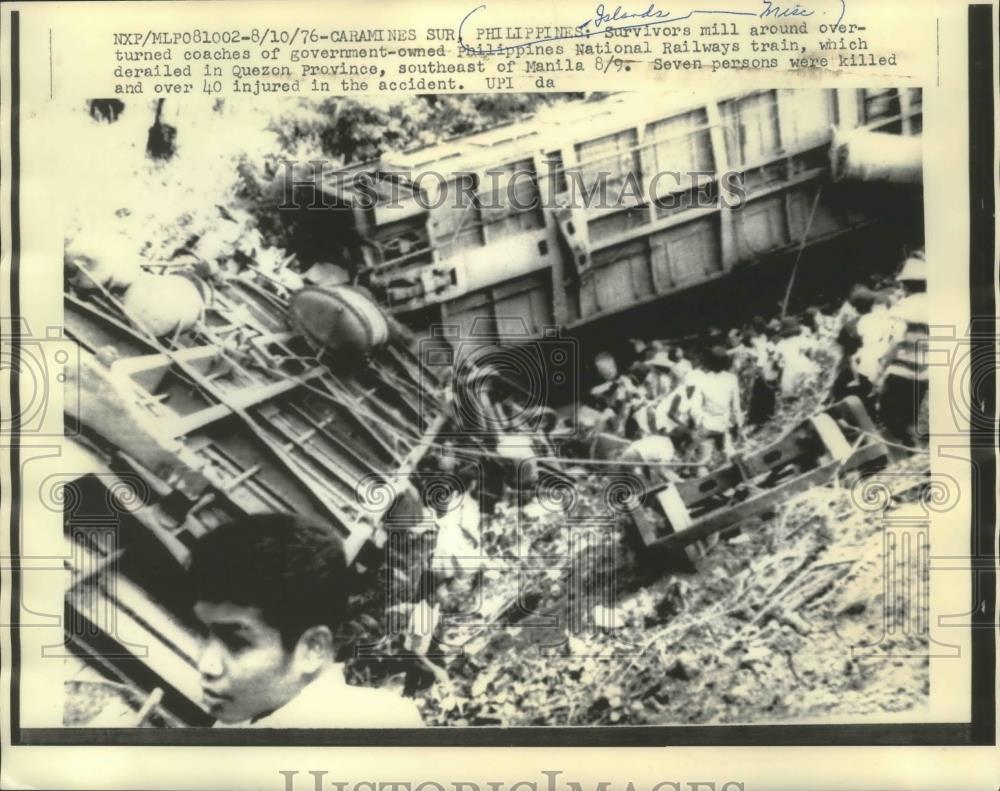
left=430, top=466, right=484, bottom=580
left=690, top=347, right=744, bottom=471
left=653, top=374, right=702, bottom=447
left=188, top=513, right=424, bottom=728
left=667, top=346, right=693, bottom=381
left=853, top=297, right=906, bottom=385
left=647, top=351, right=677, bottom=398
left=774, top=317, right=822, bottom=397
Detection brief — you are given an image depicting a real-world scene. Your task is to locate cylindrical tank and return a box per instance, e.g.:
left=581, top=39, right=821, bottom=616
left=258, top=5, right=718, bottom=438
left=122, top=273, right=206, bottom=337
left=288, top=285, right=390, bottom=358
left=830, top=127, right=922, bottom=184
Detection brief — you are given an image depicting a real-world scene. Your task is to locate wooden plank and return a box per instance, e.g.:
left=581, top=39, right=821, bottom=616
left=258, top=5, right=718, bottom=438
left=736, top=426, right=818, bottom=478
left=318, top=377, right=403, bottom=463
left=810, top=412, right=854, bottom=461
left=674, top=423, right=820, bottom=508
left=166, top=376, right=306, bottom=438
left=285, top=402, right=380, bottom=474
left=676, top=464, right=744, bottom=507
left=656, top=484, right=694, bottom=532
left=257, top=404, right=368, bottom=494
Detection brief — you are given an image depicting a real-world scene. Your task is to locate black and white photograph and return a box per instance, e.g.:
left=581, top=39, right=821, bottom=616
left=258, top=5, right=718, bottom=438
left=51, top=87, right=940, bottom=731
left=4, top=1, right=999, bottom=788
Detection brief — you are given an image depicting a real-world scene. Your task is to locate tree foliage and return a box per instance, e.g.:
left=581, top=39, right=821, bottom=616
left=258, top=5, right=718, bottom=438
left=66, top=94, right=582, bottom=279
left=264, top=94, right=583, bottom=165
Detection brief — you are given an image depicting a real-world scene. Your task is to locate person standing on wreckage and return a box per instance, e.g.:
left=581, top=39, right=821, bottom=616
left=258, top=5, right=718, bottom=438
left=450, top=363, right=545, bottom=513
left=589, top=351, right=645, bottom=436
left=773, top=316, right=822, bottom=400
left=688, top=346, right=745, bottom=475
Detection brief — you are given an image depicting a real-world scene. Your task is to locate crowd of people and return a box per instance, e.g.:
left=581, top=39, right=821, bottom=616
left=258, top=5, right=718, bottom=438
left=830, top=252, right=928, bottom=441
left=575, top=250, right=928, bottom=481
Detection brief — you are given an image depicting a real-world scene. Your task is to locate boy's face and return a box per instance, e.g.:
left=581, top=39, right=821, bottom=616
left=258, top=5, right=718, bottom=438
left=193, top=600, right=303, bottom=724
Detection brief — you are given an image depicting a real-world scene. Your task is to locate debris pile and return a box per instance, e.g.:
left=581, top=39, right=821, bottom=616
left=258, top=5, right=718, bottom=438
left=407, top=454, right=929, bottom=726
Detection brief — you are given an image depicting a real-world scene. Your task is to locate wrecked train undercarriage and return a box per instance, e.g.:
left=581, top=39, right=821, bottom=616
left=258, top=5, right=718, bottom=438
left=61, top=261, right=457, bottom=725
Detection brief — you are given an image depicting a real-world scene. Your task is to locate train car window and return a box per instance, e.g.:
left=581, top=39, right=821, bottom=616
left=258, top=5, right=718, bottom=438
left=780, top=89, right=839, bottom=148
left=371, top=220, right=433, bottom=269
left=647, top=108, right=714, bottom=179
left=545, top=150, right=567, bottom=196
left=432, top=173, right=484, bottom=252
left=590, top=240, right=652, bottom=311
left=492, top=273, right=551, bottom=336
left=859, top=88, right=903, bottom=133
left=575, top=128, right=641, bottom=198
left=479, top=159, right=544, bottom=242
left=445, top=273, right=553, bottom=344
left=588, top=206, right=651, bottom=242
left=721, top=90, right=782, bottom=166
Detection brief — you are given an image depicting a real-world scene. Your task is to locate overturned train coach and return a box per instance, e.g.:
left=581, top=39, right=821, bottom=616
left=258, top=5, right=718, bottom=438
left=283, top=87, right=923, bottom=359
left=61, top=263, right=452, bottom=726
